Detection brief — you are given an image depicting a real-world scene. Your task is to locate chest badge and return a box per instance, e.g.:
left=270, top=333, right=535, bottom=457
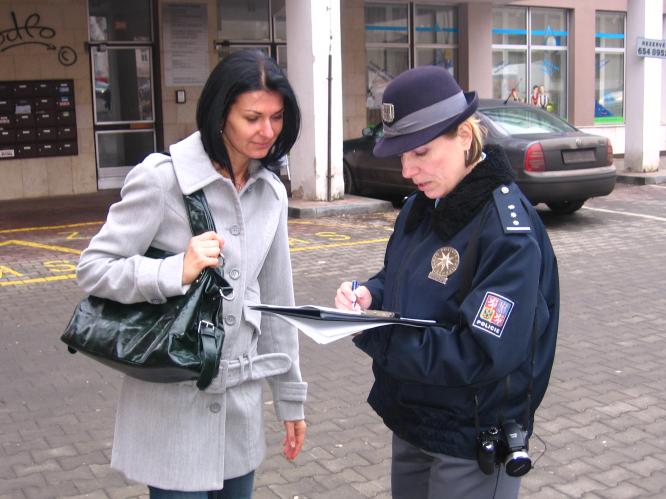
left=428, top=246, right=460, bottom=284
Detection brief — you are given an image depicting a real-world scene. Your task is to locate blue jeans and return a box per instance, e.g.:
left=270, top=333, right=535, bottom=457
left=149, top=470, right=255, bottom=499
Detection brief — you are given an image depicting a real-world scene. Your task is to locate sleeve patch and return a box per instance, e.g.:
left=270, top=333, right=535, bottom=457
left=472, top=291, right=514, bottom=338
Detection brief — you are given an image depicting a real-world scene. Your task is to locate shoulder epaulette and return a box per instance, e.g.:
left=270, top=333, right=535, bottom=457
left=492, top=184, right=532, bottom=234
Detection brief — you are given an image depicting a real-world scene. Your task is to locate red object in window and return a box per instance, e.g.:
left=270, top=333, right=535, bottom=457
left=525, top=143, right=545, bottom=172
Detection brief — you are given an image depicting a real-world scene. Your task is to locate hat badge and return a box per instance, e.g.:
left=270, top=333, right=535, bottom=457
left=381, top=103, right=395, bottom=123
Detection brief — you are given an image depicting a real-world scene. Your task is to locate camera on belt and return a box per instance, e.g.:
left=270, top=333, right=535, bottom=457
left=477, top=420, right=531, bottom=477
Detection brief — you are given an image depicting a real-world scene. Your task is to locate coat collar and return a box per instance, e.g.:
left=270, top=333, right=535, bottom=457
left=404, top=145, right=515, bottom=240
left=169, top=131, right=281, bottom=199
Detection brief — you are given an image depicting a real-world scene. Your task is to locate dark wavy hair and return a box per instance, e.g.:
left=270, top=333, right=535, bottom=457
left=196, top=49, right=301, bottom=184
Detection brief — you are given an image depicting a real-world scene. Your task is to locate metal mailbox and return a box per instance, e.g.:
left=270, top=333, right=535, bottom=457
left=0, top=79, right=77, bottom=160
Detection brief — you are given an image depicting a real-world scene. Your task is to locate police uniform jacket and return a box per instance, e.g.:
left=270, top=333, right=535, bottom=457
left=353, top=146, right=559, bottom=459
left=76, top=131, right=307, bottom=491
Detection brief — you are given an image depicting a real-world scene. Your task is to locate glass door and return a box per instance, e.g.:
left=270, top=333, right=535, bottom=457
left=88, top=0, right=158, bottom=189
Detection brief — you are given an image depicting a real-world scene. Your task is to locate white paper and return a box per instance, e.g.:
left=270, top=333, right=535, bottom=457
left=250, top=304, right=435, bottom=345
left=163, top=4, right=209, bottom=86
left=269, top=313, right=395, bottom=344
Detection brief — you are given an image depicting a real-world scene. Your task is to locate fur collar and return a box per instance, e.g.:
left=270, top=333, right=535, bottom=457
left=404, top=145, right=515, bottom=240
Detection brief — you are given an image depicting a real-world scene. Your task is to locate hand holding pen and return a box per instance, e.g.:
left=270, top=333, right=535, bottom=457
left=334, top=280, right=372, bottom=311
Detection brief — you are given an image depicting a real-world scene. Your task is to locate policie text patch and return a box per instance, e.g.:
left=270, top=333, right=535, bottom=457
left=472, top=291, right=514, bottom=338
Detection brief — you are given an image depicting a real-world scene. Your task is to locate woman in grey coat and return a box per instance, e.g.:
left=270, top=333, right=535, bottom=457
left=76, top=50, right=307, bottom=498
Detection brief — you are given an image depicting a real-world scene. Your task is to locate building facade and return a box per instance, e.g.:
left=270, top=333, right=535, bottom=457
left=0, top=0, right=664, bottom=201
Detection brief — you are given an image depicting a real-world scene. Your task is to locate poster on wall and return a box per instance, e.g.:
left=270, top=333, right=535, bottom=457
left=163, top=4, right=209, bottom=86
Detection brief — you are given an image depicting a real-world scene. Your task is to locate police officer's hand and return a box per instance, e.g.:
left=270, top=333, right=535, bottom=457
left=335, top=281, right=372, bottom=311
left=182, top=231, right=225, bottom=284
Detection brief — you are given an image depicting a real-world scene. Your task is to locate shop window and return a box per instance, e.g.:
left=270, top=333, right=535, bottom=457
left=492, top=6, right=568, bottom=119
left=595, top=12, right=625, bottom=124
left=365, top=2, right=458, bottom=125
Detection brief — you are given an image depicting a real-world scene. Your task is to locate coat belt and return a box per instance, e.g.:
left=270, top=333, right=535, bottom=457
left=201, top=352, right=292, bottom=394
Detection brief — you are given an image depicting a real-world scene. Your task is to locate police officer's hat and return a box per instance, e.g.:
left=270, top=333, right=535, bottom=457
left=373, top=66, right=478, bottom=158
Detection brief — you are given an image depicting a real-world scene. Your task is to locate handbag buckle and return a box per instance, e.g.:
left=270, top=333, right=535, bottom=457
left=198, top=320, right=217, bottom=337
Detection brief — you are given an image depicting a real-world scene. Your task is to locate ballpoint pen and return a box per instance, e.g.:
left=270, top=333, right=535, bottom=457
left=351, top=280, right=359, bottom=309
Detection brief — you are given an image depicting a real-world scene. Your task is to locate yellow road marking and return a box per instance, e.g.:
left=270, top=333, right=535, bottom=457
left=289, top=219, right=394, bottom=232
left=0, top=221, right=103, bottom=235
left=0, top=240, right=82, bottom=255
left=0, top=273, right=77, bottom=286
left=0, top=231, right=389, bottom=288
left=290, top=237, right=389, bottom=252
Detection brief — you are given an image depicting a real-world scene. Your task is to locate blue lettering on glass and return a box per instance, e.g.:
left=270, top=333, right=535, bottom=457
left=365, top=25, right=408, bottom=32
left=540, top=60, right=560, bottom=76
left=492, top=28, right=528, bottom=35
left=595, top=32, right=625, bottom=39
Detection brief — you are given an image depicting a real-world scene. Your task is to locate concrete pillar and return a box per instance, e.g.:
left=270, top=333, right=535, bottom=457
left=625, top=0, right=663, bottom=172
left=459, top=2, right=492, bottom=97
left=569, top=3, right=596, bottom=126
left=286, top=0, right=344, bottom=200
left=662, top=12, right=666, bottom=124
left=341, top=0, right=367, bottom=140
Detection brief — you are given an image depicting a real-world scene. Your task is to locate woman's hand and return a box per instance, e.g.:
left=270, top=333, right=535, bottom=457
left=283, top=419, right=306, bottom=461
left=181, top=231, right=225, bottom=285
left=335, top=281, right=372, bottom=311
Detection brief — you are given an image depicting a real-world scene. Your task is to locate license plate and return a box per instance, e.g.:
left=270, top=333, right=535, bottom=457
left=562, top=149, right=595, bottom=164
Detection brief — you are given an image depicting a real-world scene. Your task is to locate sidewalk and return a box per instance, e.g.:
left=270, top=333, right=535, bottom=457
left=614, top=154, right=666, bottom=185
left=0, top=191, right=392, bottom=228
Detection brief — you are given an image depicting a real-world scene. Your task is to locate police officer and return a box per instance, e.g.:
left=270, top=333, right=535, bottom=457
left=335, top=66, right=559, bottom=499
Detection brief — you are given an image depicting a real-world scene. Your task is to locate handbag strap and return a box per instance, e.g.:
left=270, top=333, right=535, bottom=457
left=183, top=190, right=217, bottom=234
left=182, top=190, right=231, bottom=390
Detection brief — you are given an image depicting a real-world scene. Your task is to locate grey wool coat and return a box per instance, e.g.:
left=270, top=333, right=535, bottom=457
left=76, top=131, right=307, bottom=491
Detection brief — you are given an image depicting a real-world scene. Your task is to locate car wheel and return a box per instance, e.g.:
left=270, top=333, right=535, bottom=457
left=343, top=162, right=355, bottom=194
left=546, top=200, right=585, bottom=215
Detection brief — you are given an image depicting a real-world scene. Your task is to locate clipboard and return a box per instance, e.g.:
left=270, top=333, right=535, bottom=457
left=249, top=304, right=436, bottom=345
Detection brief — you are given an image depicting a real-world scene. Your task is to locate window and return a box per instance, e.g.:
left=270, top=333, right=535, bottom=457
left=492, top=7, right=568, bottom=119
left=88, top=0, right=152, bottom=42
left=217, top=0, right=286, bottom=71
left=365, top=2, right=458, bottom=124
left=595, top=11, right=625, bottom=123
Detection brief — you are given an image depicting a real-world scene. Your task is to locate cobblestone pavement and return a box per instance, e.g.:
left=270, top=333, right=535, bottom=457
left=1, top=183, right=666, bottom=498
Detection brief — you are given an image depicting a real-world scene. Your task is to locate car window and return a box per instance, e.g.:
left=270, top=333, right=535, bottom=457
left=479, top=107, right=576, bottom=135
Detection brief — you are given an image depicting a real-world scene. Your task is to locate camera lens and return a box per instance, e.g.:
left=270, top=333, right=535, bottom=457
left=505, top=451, right=531, bottom=477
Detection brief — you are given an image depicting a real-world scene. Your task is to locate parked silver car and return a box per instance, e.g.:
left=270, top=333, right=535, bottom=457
left=343, top=99, right=617, bottom=214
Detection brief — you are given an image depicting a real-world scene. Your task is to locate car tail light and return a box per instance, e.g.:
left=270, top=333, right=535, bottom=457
left=606, top=141, right=614, bottom=166
left=525, top=143, right=545, bottom=172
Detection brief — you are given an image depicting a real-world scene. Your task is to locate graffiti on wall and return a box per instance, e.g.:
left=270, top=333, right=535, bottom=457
left=0, top=11, right=77, bottom=66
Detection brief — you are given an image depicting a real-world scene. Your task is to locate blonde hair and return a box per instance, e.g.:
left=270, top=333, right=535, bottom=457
left=445, top=116, right=486, bottom=167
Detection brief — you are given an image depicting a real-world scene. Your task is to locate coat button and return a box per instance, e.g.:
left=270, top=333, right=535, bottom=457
left=500, top=186, right=510, bottom=194
left=209, top=402, right=221, bottom=413
left=224, top=315, right=236, bottom=326
left=510, top=212, right=517, bottom=218
left=230, top=225, right=241, bottom=236
left=508, top=204, right=515, bottom=210
left=230, top=268, right=240, bottom=280
left=513, top=220, right=520, bottom=226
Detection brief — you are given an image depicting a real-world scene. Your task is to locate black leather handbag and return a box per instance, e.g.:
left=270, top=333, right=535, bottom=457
left=60, top=190, right=232, bottom=390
